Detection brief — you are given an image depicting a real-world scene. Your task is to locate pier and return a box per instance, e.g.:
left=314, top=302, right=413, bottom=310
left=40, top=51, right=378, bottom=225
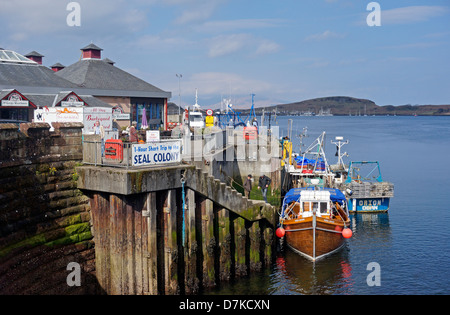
left=77, top=164, right=277, bottom=295
left=0, top=122, right=280, bottom=295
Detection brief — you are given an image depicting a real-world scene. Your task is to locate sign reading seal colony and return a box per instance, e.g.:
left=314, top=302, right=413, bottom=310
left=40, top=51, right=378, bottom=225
left=132, top=141, right=181, bottom=167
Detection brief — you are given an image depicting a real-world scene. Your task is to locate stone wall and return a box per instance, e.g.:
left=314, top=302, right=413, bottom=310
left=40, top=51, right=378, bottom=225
left=0, top=122, right=100, bottom=294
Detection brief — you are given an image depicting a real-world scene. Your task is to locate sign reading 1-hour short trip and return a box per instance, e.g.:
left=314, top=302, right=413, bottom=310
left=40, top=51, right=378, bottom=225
left=132, top=141, right=181, bottom=167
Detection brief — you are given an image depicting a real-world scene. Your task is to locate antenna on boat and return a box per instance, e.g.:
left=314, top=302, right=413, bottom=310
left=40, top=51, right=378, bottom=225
left=193, top=88, right=201, bottom=111
left=331, top=136, right=349, bottom=170
left=298, top=127, right=308, bottom=155
left=195, top=88, right=198, bottom=105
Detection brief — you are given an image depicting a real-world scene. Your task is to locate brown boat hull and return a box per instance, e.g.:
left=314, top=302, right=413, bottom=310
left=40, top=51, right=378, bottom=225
left=284, top=216, right=347, bottom=261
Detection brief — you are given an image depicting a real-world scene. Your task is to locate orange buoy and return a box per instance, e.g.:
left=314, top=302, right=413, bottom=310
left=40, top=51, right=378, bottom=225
left=342, top=228, right=353, bottom=239
left=276, top=227, right=285, bottom=238
left=335, top=225, right=343, bottom=232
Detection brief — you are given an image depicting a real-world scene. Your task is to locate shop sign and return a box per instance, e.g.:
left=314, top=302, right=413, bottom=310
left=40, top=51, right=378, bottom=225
left=61, top=94, right=84, bottom=107
left=112, top=106, right=131, bottom=120
left=1, top=93, right=29, bottom=107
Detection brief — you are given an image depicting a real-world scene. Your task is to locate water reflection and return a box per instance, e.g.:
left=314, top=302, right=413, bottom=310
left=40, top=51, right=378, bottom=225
left=270, top=242, right=354, bottom=295
left=208, top=213, right=394, bottom=295
left=269, top=213, right=392, bottom=295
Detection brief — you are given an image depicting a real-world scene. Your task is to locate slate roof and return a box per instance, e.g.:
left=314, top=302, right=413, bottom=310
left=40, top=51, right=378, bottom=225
left=51, top=62, right=65, bottom=68
left=24, top=93, right=113, bottom=108
left=81, top=43, right=103, bottom=51
left=55, top=59, right=170, bottom=96
left=0, top=48, right=171, bottom=99
left=0, top=63, right=79, bottom=89
left=24, top=51, right=44, bottom=57
left=1, top=88, right=114, bottom=108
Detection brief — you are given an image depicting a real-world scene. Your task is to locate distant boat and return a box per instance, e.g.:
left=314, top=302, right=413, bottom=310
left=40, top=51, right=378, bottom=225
left=317, top=107, right=333, bottom=116
left=279, top=187, right=351, bottom=261
left=188, top=89, right=205, bottom=129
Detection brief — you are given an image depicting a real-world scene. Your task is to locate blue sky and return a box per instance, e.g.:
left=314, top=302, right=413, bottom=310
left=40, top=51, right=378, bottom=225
left=1, top=0, right=449, bottom=108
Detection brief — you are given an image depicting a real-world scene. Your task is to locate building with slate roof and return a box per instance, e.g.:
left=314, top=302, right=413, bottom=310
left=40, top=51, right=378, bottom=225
left=0, top=44, right=172, bottom=130
left=56, top=44, right=171, bottom=130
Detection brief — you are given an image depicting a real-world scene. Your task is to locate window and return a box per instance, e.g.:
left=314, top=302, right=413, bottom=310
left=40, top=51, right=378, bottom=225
left=319, top=202, right=328, bottom=214
left=302, top=202, right=310, bottom=212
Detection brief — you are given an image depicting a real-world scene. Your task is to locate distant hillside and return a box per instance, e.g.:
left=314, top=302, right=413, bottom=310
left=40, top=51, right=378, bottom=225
left=249, top=96, right=450, bottom=116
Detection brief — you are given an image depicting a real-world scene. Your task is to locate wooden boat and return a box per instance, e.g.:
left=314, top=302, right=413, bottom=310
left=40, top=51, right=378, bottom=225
left=279, top=187, right=351, bottom=261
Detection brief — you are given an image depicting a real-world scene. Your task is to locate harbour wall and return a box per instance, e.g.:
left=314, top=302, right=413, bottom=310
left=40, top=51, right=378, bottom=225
left=0, top=122, right=99, bottom=294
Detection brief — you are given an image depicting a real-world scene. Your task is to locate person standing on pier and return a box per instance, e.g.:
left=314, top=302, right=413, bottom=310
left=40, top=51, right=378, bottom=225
left=244, top=174, right=253, bottom=199
left=94, top=120, right=105, bottom=156
left=258, top=174, right=271, bottom=203
left=129, top=121, right=138, bottom=143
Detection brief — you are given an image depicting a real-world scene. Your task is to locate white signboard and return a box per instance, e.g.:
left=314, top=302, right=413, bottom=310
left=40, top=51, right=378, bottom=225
left=132, top=141, right=181, bottom=167
left=34, top=107, right=83, bottom=125
left=112, top=106, right=131, bottom=120
left=1, top=100, right=29, bottom=107
left=83, top=107, right=112, bottom=132
left=146, top=130, right=160, bottom=142
left=61, top=101, right=84, bottom=107
left=33, top=107, right=112, bottom=133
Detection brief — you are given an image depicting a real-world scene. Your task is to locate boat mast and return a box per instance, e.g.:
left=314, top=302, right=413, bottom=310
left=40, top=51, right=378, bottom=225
left=331, top=136, right=349, bottom=170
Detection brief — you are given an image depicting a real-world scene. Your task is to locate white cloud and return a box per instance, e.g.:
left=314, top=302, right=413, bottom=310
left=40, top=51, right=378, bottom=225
left=305, top=30, right=345, bottom=41
left=255, top=40, right=281, bottom=55
left=136, top=34, right=193, bottom=50
left=195, top=18, right=286, bottom=33
left=173, top=0, right=226, bottom=24
left=184, top=72, right=274, bottom=97
left=0, top=0, right=149, bottom=41
left=208, top=34, right=280, bottom=57
left=381, top=6, right=448, bottom=25
left=207, top=34, right=251, bottom=57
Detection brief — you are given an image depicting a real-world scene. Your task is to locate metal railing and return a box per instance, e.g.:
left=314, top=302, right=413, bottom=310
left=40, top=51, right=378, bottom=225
left=82, top=136, right=182, bottom=169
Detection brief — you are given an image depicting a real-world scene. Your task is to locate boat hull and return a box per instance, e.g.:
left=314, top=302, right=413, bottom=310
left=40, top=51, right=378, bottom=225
left=348, top=197, right=390, bottom=213
left=284, top=216, right=347, bottom=261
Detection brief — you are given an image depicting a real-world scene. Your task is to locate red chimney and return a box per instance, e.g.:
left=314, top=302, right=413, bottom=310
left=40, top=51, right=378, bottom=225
left=81, top=43, right=103, bottom=60
left=51, top=62, right=65, bottom=72
left=25, top=51, right=44, bottom=65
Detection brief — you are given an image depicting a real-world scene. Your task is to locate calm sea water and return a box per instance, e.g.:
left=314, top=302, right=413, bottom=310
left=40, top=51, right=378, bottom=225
left=210, top=115, right=450, bottom=295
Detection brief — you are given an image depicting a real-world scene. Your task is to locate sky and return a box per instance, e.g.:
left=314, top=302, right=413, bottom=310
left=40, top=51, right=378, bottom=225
left=1, top=0, right=450, bottom=108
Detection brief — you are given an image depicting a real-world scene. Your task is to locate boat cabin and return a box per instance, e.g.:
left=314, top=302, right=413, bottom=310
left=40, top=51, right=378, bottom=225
left=188, top=111, right=204, bottom=128
left=284, top=190, right=331, bottom=219
left=281, top=187, right=348, bottom=222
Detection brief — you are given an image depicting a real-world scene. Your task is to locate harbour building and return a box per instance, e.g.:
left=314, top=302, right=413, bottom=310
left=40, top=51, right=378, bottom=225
left=0, top=44, right=171, bottom=130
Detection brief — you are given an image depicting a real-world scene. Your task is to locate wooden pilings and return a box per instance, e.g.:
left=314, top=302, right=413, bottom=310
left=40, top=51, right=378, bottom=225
left=89, top=187, right=275, bottom=295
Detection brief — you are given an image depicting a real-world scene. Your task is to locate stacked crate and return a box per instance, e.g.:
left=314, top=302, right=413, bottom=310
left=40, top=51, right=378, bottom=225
left=348, top=181, right=394, bottom=198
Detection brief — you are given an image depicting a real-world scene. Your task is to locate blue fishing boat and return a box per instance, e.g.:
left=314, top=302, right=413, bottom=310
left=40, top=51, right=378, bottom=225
left=342, top=161, right=394, bottom=213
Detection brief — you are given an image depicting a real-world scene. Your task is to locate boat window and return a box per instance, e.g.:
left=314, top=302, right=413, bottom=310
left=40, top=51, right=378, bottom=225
left=302, top=202, right=310, bottom=212
left=190, top=115, right=203, bottom=122
left=312, top=202, right=319, bottom=213
left=319, top=202, right=328, bottom=214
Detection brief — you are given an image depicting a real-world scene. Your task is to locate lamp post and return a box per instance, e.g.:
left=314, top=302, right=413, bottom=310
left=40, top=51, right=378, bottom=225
left=176, top=74, right=182, bottom=123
